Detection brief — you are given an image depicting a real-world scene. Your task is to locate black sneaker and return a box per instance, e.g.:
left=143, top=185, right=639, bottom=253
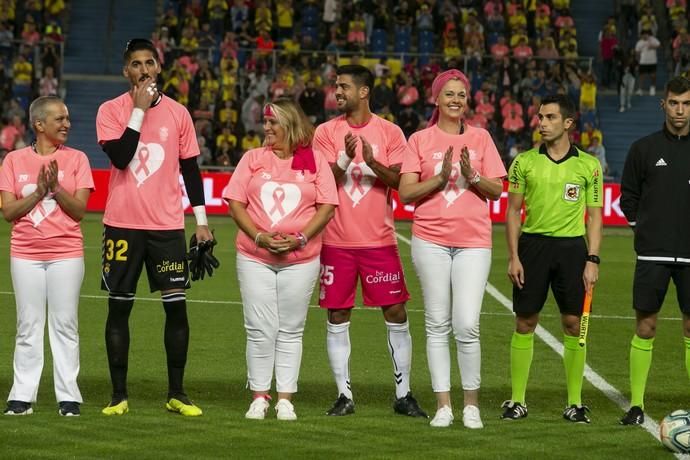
left=620, top=406, right=644, bottom=425
left=393, top=392, right=428, bottom=418
left=501, top=400, right=528, bottom=420
left=4, top=400, right=33, bottom=416
left=563, top=404, right=591, bottom=423
left=326, top=394, right=355, bottom=416
left=58, top=401, right=81, bottom=417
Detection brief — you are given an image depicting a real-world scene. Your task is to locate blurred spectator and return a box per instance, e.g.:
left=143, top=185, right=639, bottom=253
left=0, top=115, right=26, bottom=151
left=393, top=1, right=413, bottom=34
left=230, top=0, right=249, bottom=33
left=619, top=59, right=636, bottom=112
left=197, top=135, right=213, bottom=166
left=397, top=105, right=420, bottom=139
left=600, top=27, right=619, bottom=88
left=299, top=79, right=324, bottom=124
left=635, top=29, right=660, bottom=95
left=397, top=75, right=419, bottom=109
left=254, top=0, right=273, bottom=34
left=416, top=3, right=434, bottom=31
left=241, top=94, right=264, bottom=135
left=241, top=129, right=262, bottom=152
left=586, top=135, right=609, bottom=177
left=579, top=73, right=597, bottom=112
left=637, top=5, right=658, bottom=37
left=581, top=122, right=603, bottom=150
left=276, top=0, right=294, bottom=41
left=38, top=65, right=58, bottom=97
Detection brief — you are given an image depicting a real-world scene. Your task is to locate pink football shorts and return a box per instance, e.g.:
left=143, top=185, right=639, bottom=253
left=319, top=244, right=410, bottom=309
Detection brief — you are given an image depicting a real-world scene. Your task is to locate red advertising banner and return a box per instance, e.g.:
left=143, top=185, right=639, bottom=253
left=87, top=170, right=629, bottom=226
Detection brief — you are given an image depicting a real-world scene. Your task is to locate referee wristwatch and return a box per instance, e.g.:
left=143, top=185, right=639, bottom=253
left=586, top=254, right=601, bottom=264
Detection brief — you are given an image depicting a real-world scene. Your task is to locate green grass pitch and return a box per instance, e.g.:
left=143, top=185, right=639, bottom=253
left=0, top=214, right=685, bottom=458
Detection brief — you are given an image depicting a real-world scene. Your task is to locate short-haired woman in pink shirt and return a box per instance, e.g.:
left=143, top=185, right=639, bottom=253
left=399, top=70, right=507, bottom=429
left=224, top=99, right=338, bottom=421
left=0, top=96, right=94, bottom=417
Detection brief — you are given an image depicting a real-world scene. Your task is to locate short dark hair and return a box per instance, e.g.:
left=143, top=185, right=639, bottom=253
left=336, top=65, right=374, bottom=92
left=541, top=94, right=576, bottom=121
left=665, top=76, right=690, bottom=97
left=123, top=38, right=158, bottom=63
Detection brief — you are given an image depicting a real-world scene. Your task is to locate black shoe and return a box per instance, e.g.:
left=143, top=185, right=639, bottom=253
left=326, top=394, right=355, bottom=416
left=58, top=401, right=81, bottom=417
left=501, top=400, right=528, bottom=420
left=620, top=406, right=644, bottom=425
left=4, top=400, right=33, bottom=416
left=393, top=392, right=428, bottom=418
left=563, top=404, right=591, bottom=423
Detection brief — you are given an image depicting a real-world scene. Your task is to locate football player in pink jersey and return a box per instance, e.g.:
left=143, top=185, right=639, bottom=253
left=224, top=99, right=337, bottom=420
left=313, top=65, right=427, bottom=418
left=96, top=39, right=213, bottom=417
left=399, top=70, right=507, bottom=428
left=0, top=96, right=94, bottom=416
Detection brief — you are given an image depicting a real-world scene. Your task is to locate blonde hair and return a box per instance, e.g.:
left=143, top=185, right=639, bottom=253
left=263, top=98, right=314, bottom=152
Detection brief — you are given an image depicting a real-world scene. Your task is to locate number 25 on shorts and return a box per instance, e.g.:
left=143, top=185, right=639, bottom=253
left=320, top=264, right=335, bottom=286
left=104, top=239, right=129, bottom=261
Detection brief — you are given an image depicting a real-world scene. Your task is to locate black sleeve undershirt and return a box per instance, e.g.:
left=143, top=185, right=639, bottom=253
left=180, top=157, right=205, bottom=208
left=101, top=128, right=140, bottom=170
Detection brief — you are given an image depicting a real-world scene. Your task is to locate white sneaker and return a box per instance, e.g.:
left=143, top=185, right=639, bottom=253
left=429, top=405, right=454, bottom=427
left=462, top=405, right=484, bottom=429
left=619, top=106, right=625, bottom=112
left=245, top=396, right=270, bottom=420
left=636, top=88, right=643, bottom=96
left=650, top=86, right=656, bottom=96
left=275, top=399, right=297, bottom=421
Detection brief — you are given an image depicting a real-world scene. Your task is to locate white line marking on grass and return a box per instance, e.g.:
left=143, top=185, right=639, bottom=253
left=395, top=233, right=665, bottom=447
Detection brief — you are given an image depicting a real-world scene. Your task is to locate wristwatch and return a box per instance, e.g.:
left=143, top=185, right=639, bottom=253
left=586, top=254, right=600, bottom=264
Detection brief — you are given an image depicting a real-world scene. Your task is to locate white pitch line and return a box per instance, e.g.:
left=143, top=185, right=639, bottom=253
left=395, top=233, right=664, bottom=447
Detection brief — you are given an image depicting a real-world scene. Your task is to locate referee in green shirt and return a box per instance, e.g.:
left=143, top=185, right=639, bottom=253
left=501, top=94, right=603, bottom=423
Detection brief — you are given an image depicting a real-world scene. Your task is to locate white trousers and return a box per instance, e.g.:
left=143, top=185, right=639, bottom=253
left=411, top=237, right=491, bottom=392
left=9, top=257, right=84, bottom=403
left=237, top=254, right=319, bottom=393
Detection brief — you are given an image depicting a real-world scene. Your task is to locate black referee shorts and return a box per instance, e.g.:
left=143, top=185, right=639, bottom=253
left=512, top=233, right=587, bottom=316
left=101, top=225, right=190, bottom=294
left=633, top=261, right=690, bottom=313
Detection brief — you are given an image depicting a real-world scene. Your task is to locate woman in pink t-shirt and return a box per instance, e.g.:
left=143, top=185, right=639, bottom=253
left=224, top=99, right=338, bottom=421
left=399, top=70, right=507, bottom=429
left=0, top=96, right=94, bottom=417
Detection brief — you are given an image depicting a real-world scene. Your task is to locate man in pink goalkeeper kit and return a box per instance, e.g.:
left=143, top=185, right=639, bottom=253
left=96, top=39, right=213, bottom=417
left=312, top=64, right=427, bottom=417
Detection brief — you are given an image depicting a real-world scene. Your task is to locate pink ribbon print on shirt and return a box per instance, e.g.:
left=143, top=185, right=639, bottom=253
left=129, top=142, right=165, bottom=187
left=260, top=181, right=301, bottom=227
left=434, top=159, right=467, bottom=207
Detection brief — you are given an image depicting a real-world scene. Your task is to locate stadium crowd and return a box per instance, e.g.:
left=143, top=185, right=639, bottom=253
left=1, top=0, right=689, bottom=176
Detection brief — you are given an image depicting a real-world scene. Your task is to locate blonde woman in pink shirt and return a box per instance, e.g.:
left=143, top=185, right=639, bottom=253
left=399, top=70, right=507, bottom=429
left=224, top=99, right=338, bottom=421
left=0, top=96, right=94, bottom=417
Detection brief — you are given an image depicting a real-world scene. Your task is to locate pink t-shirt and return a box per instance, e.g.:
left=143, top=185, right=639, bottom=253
left=313, top=115, right=406, bottom=248
left=96, top=93, right=200, bottom=230
left=0, top=146, right=94, bottom=260
left=223, top=147, right=338, bottom=265
left=401, top=124, right=507, bottom=248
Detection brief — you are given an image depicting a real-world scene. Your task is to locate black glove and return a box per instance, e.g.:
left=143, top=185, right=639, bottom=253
left=188, top=232, right=220, bottom=281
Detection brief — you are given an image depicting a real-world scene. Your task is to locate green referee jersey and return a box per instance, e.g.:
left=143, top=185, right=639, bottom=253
left=508, top=143, right=603, bottom=237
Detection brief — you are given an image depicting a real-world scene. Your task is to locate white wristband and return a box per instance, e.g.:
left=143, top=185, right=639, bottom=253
left=336, top=152, right=352, bottom=171
left=127, top=108, right=145, bottom=131
left=193, top=205, right=208, bottom=226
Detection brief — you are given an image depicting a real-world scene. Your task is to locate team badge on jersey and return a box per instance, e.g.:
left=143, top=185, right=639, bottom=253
left=260, top=181, right=301, bottom=227
left=563, top=183, right=581, bottom=201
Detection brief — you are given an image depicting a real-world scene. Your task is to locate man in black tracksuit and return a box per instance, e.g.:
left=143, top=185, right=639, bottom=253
left=619, top=76, right=690, bottom=425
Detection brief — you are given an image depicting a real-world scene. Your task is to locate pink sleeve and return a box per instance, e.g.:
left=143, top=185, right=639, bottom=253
left=75, top=152, right=95, bottom=190
left=223, top=151, right=252, bottom=203
left=312, top=124, right=336, bottom=163
left=96, top=102, right=125, bottom=144
left=178, top=107, right=200, bottom=159
left=314, top=153, right=339, bottom=205
left=0, top=154, right=15, bottom=193
left=386, top=124, right=407, bottom=166
left=400, top=134, right=421, bottom=174
left=480, top=131, right=507, bottom=179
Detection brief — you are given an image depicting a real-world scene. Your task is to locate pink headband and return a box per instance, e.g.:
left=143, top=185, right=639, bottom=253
left=263, top=104, right=275, bottom=118
left=428, top=69, right=470, bottom=127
